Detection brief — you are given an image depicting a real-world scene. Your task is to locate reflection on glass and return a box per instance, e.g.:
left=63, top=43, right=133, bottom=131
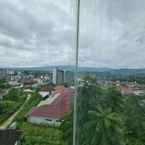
left=71, top=0, right=145, bottom=145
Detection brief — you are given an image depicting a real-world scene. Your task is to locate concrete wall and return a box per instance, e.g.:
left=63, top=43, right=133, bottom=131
left=28, top=116, right=61, bottom=126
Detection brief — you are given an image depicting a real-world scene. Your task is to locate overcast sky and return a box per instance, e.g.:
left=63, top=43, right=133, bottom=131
left=0, top=0, right=145, bottom=68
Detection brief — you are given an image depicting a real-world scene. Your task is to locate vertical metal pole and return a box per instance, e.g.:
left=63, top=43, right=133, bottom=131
left=73, top=0, right=80, bottom=145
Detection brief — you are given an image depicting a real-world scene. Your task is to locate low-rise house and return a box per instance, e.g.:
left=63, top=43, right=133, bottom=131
left=27, top=86, right=73, bottom=126
left=8, top=81, right=20, bottom=87
left=39, top=82, right=55, bottom=94
left=120, top=85, right=134, bottom=95
left=22, top=79, right=35, bottom=89
left=120, top=83, right=144, bottom=96
left=133, top=90, right=145, bottom=96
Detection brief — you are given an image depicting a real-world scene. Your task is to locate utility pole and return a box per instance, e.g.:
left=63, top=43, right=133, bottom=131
left=73, top=0, right=80, bottom=145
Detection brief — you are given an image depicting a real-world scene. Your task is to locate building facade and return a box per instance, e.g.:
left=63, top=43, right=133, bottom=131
left=52, top=68, right=64, bottom=84
left=64, top=71, right=74, bottom=85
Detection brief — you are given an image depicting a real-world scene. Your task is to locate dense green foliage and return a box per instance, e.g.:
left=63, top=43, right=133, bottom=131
left=0, top=79, right=9, bottom=88
left=97, top=73, right=145, bottom=85
left=0, top=100, right=19, bottom=124
left=61, top=112, right=73, bottom=145
left=0, top=88, right=26, bottom=124
left=61, top=78, right=145, bottom=145
left=5, top=88, right=26, bottom=101
left=19, top=123, right=66, bottom=145
left=0, top=100, right=19, bottom=114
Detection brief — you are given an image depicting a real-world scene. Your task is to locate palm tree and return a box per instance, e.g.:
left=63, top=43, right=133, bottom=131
left=83, top=105, right=124, bottom=145
left=61, top=112, right=73, bottom=145
left=102, top=87, right=124, bottom=113
left=124, top=95, right=145, bottom=144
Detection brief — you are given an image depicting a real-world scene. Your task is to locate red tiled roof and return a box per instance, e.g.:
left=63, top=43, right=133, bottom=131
left=54, top=85, right=65, bottom=94
left=29, top=87, right=73, bottom=118
left=120, top=85, right=134, bottom=95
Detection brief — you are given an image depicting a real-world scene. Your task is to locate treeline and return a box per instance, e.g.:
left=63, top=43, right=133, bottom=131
left=99, top=74, right=145, bottom=84
left=105, top=75, right=145, bottom=84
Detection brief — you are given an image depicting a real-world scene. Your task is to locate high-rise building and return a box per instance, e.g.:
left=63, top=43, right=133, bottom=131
left=64, top=71, right=74, bottom=85
left=0, top=69, right=6, bottom=79
left=52, top=68, right=64, bottom=85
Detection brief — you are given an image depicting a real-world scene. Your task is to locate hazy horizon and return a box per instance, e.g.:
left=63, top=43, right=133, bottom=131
left=1, top=64, right=145, bottom=70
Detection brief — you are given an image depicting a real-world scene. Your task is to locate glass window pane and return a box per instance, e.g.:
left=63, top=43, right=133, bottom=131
left=74, top=0, right=145, bottom=145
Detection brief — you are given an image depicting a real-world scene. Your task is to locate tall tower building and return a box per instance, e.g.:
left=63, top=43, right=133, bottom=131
left=64, top=71, right=74, bottom=86
left=52, top=68, right=64, bottom=85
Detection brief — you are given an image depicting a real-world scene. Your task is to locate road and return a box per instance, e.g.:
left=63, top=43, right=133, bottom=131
left=0, top=94, right=31, bottom=129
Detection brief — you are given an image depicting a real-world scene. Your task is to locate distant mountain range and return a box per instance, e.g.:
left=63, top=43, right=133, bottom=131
left=2, top=65, right=145, bottom=76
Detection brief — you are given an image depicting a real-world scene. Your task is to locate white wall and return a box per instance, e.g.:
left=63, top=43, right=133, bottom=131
left=28, top=116, right=61, bottom=126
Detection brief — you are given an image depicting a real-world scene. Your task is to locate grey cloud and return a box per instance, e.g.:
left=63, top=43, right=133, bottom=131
left=0, top=0, right=74, bottom=67
left=0, top=0, right=145, bottom=68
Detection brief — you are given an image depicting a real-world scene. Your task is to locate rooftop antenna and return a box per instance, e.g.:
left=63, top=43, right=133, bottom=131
left=73, top=0, right=80, bottom=145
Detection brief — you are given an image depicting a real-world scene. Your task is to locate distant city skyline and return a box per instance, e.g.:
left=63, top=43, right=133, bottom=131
left=0, top=0, right=145, bottom=68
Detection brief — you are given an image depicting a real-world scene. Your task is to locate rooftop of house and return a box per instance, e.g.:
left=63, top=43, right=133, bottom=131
left=29, top=86, right=73, bottom=119
left=54, top=85, right=66, bottom=94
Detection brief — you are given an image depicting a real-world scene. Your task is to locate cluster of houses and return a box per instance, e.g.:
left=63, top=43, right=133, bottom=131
left=0, top=68, right=75, bottom=127
left=0, top=68, right=74, bottom=90
left=119, top=82, right=144, bottom=96
left=96, top=80, right=145, bottom=96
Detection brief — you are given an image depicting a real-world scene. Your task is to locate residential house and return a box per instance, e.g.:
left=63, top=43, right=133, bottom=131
left=120, top=85, right=134, bottom=95
left=27, top=86, right=73, bottom=126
